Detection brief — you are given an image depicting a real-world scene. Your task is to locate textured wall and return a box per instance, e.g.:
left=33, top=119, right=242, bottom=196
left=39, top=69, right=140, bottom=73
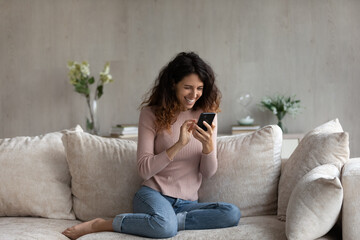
left=0, top=0, right=359, bottom=157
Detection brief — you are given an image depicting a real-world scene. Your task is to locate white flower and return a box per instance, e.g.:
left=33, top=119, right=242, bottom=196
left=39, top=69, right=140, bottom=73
left=80, top=61, right=90, bottom=77
left=271, top=106, right=277, bottom=115
left=67, top=61, right=75, bottom=68
left=262, top=97, right=271, bottom=104
left=67, top=60, right=114, bottom=101
left=102, top=62, right=110, bottom=75
left=99, top=62, right=113, bottom=84
left=100, top=73, right=113, bottom=84
left=260, top=94, right=301, bottom=117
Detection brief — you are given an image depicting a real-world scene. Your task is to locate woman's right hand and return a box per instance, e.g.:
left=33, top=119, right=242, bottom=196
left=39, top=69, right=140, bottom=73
left=178, top=119, right=196, bottom=146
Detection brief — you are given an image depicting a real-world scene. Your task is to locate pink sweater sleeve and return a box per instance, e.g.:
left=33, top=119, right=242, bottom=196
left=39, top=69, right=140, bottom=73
left=199, top=115, right=218, bottom=178
left=137, top=107, right=172, bottom=180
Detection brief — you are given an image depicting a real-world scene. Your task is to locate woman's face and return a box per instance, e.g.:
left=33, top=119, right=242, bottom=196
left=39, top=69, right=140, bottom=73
left=175, top=73, right=204, bottom=111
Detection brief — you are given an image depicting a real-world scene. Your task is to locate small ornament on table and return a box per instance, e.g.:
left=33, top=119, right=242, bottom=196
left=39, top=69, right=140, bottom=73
left=236, top=92, right=255, bottom=126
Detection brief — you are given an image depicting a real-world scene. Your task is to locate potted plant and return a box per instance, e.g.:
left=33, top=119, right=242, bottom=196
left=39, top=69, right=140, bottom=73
left=259, top=94, right=302, bottom=133
left=67, top=61, right=113, bottom=135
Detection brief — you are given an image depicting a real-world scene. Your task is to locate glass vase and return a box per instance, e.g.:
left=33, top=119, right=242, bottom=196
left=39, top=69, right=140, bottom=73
left=85, top=97, right=99, bottom=135
left=277, top=120, right=287, bottom=133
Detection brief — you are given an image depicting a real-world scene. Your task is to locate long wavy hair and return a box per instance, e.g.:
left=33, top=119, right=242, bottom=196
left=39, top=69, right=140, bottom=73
left=141, top=52, right=221, bottom=132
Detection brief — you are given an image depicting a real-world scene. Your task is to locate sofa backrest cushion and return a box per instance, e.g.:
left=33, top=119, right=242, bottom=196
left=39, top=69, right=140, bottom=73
left=0, top=129, right=78, bottom=219
left=62, top=131, right=141, bottom=221
left=277, top=119, right=349, bottom=220
left=199, top=125, right=283, bottom=217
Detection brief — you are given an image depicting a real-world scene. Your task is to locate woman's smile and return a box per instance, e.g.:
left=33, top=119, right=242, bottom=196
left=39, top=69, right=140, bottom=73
left=175, top=74, right=203, bottom=111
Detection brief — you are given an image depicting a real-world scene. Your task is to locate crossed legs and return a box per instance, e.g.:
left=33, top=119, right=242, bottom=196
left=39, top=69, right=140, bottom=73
left=62, top=186, right=241, bottom=239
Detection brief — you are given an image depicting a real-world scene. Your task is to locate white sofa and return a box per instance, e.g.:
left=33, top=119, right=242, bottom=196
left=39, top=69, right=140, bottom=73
left=0, top=119, right=358, bottom=240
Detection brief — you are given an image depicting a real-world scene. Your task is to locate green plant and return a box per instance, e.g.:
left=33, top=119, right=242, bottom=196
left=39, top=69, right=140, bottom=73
left=259, top=94, right=302, bottom=132
left=67, top=61, right=113, bottom=134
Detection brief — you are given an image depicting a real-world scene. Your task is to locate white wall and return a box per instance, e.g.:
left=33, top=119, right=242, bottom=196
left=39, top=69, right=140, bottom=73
left=0, top=0, right=359, bottom=157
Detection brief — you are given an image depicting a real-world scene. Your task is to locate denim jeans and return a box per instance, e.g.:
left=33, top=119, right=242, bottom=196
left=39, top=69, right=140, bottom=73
left=112, top=186, right=241, bottom=238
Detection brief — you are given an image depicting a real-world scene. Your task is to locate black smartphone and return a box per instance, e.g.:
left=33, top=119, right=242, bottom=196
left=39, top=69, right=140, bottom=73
left=197, top=113, right=216, bottom=131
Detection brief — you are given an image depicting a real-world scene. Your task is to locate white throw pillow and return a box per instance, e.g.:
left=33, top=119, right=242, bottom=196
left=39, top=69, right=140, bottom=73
left=277, top=119, right=349, bottom=220
left=0, top=127, right=82, bottom=219
left=286, top=164, right=343, bottom=240
left=62, top=131, right=141, bottom=221
left=199, top=125, right=282, bottom=217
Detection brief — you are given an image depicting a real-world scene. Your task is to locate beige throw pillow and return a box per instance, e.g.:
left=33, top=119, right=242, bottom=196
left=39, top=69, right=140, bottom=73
left=0, top=129, right=79, bottom=219
left=286, top=164, right=343, bottom=240
left=199, top=125, right=282, bottom=217
left=278, top=119, right=349, bottom=220
left=62, top=131, right=141, bottom=221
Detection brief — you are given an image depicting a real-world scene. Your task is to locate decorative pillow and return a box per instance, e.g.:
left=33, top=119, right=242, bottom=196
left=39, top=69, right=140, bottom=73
left=0, top=127, right=82, bottom=219
left=199, top=125, right=282, bottom=217
left=286, top=164, right=343, bottom=240
left=62, top=131, right=141, bottom=221
left=277, top=119, right=349, bottom=220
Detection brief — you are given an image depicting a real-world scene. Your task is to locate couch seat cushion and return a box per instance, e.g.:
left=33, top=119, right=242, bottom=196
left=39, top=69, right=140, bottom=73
left=0, top=217, right=81, bottom=240
left=0, top=216, right=339, bottom=240
left=79, top=216, right=286, bottom=240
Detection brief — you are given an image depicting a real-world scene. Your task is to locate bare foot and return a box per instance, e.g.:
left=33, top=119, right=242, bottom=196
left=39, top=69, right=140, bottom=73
left=62, top=218, right=104, bottom=240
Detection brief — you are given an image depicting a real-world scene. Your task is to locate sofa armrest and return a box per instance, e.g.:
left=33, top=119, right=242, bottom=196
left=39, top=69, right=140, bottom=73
left=341, top=158, right=360, bottom=240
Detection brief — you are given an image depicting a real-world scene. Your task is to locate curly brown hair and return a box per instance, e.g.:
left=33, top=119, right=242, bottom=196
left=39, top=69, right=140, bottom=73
left=141, top=52, right=221, bottom=132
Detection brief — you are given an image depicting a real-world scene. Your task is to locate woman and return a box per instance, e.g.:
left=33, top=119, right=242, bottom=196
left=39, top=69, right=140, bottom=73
left=62, top=52, right=241, bottom=239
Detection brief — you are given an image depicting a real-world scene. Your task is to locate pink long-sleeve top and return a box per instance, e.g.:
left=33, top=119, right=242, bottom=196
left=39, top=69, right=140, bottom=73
left=137, top=106, right=218, bottom=201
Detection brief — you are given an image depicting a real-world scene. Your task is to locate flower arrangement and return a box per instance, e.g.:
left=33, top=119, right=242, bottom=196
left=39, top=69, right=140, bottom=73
left=259, top=94, right=302, bottom=133
left=67, top=61, right=113, bottom=134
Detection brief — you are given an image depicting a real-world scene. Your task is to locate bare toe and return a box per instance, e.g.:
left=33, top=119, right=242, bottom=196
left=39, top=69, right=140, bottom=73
left=62, top=221, right=95, bottom=240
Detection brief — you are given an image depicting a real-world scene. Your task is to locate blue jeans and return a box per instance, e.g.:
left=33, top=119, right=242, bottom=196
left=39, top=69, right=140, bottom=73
left=112, top=186, right=241, bottom=238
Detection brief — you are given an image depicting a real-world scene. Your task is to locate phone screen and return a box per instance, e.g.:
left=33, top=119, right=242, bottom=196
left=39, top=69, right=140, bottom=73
left=197, top=113, right=216, bottom=131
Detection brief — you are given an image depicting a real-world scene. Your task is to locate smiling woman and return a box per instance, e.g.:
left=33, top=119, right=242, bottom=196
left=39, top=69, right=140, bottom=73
left=62, top=52, right=240, bottom=240
left=141, top=52, right=221, bottom=132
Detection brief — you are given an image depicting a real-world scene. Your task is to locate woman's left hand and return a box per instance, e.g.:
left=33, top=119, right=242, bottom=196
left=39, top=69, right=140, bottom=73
left=193, top=121, right=215, bottom=154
